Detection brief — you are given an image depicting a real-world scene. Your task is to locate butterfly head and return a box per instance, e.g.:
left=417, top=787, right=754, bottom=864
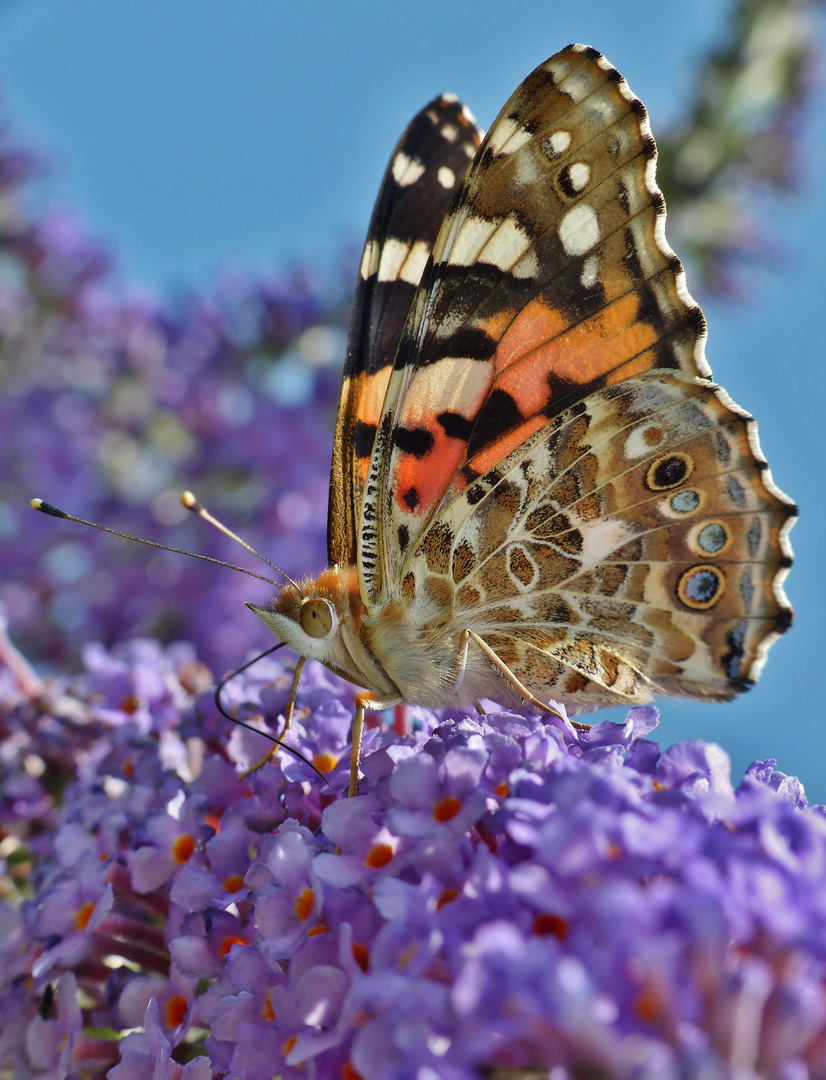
left=245, top=567, right=370, bottom=683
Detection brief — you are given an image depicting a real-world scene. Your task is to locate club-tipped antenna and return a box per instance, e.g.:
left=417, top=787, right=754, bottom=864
left=180, top=491, right=298, bottom=590
left=30, top=498, right=283, bottom=589
left=214, top=643, right=328, bottom=786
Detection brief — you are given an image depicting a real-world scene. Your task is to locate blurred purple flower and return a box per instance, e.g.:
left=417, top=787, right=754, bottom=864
left=1, top=218, right=345, bottom=672
left=1, top=640, right=825, bottom=1079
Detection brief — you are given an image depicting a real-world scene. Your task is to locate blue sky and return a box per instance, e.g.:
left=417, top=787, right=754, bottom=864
left=1, top=0, right=824, bottom=797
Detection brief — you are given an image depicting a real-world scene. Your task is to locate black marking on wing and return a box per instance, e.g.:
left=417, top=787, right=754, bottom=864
left=437, top=411, right=474, bottom=440
left=466, top=389, right=525, bottom=458
left=394, top=426, right=435, bottom=458
left=354, top=421, right=378, bottom=459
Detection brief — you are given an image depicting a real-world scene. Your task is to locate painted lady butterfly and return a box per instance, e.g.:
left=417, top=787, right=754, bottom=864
left=250, top=44, right=796, bottom=795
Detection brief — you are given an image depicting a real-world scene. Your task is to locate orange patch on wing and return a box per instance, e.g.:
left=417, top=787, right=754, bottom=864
left=470, top=414, right=548, bottom=476
left=493, top=298, right=571, bottom=373
left=347, top=369, right=393, bottom=432
left=493, top=293, right=657, bottom=391
left=603, top=348, right=658, bottom=384
left=345, top=369, right=394, bottom=490
left=477, top=306, right=519, bottom=345
left=494, top=359, right=556, bottom=419
left=392, top=357, right=495, bottom=514
left=394, top=425, right=466, bottom=514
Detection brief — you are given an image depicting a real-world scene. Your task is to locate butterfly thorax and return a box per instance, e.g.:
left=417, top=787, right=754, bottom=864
left=249, top=565, right=510, bottom=709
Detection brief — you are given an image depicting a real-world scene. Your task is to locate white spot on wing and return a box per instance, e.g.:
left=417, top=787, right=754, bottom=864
left=568, top=162, right=591, bottom=191
left=561, top=69, right=596, bottom=103
left=400, top=357, right=489, bottom=429
left=360, top=240, right=380, bottom=280
left=441, top=123, right=458, bottom=143
left=437, top=166, right=455, bottom=189
left=447, top=214, right=538, bottom=278
left=546, top=131, right=571, bottom=158
left=583, top=97, right=620, bottom=126
left=580, top=255, right=598, bottom=288
left=515, top=153, right=541, bottom=187
left=478, top=217, right=533, bottom=273
left=559, top=204, right=600, bottom=256
left=446, top=216, right=498, bottom=267
left=392, top=152, right=426, bottom=187
left=624, top=424, right=663, bottom=460
left=579, top=519, right=635, bottom=568
left=489, top=115, right=532, bottom=155
left=461, top=104, right=477, bottom=128
left=378, top=238, right=411, bottom=282
left=402, top=240, right=430, bottom=285
left=377, top=238, right=431, bottom=285
left=512, top=251, right=540, bottom=279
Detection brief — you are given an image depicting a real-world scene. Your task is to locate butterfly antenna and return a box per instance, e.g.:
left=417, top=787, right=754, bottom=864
left=214, top=643, right=328, bottom=786
left=180, top=491, right=298, bottom=589
left=30, top=498, right=283, bottom=589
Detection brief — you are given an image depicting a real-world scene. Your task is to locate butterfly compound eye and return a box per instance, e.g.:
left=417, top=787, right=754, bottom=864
left=300, top=598, right=335, bottom=639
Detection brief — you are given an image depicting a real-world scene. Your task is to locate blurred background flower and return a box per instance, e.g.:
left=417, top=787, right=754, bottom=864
left=0, top=208, right=348, bottom=672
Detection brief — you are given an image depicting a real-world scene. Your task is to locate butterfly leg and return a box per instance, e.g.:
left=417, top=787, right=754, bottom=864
left=277, top=655, right=306, bottom=740
left=350, top=693, right=403, bottom=797
left=240, top=655, right=307, bottom=778
left=460, top=629, right=570, bottom=723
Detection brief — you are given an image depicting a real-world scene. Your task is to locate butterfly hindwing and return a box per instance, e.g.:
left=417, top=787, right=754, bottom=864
left=328, top=96, right=482, bottom=568
left=403, top=371, right=793, bottom=704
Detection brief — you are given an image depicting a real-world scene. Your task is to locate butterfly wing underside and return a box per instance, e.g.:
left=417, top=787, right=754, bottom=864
left=357, top=44, right=795, bottom=706
left=328, top=96, right=483, bottom=568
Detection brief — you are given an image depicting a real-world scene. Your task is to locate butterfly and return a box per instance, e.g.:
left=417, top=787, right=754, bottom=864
left=249, top=44, right=796, bottom=796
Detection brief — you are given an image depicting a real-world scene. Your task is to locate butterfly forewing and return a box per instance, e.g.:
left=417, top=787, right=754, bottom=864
left=355, top=43, right=794, bottom=707
left=328, top=96, right=482, bottom=569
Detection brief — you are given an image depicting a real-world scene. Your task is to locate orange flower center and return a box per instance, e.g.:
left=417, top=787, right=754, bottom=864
left=433, top=796, right=461, bottom=822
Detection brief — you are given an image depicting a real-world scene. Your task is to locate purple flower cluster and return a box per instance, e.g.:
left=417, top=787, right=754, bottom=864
left=1, top=638, right=824, bottom=1079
